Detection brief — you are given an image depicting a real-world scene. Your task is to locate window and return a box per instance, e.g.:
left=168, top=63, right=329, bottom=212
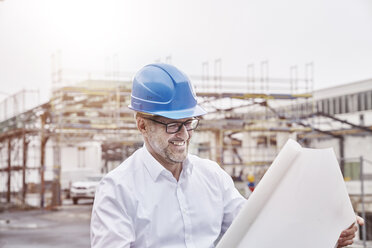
left=317, top=101, right=322, bottom=112
left=329, top=99, right=334, bottom=115
left=360, top=114, right=365, bottom=125
left=334, top=98, right=340, bottom=114
left=323, top=99, right=329, bottom=114
left=343, top=162, right=360, bottom=181
left=358, top=93, right=363, bottom=111
left=256, top=135, right=276, bottom=148
left=198, top=142, right=211, bottom=160
left=78, top=146, right=86, bottom=168
left=344, top=95, right=349, bottom=113
left=346, top=95, right=357, bottom=113
left=340, top=95, right=346, bottom=114
left=352, top=94, right=358, bottom=112
left=307, top=102, right=313, bottom=114
left=365, top=92, right=369, bottom=110
left=256, top=135, right=268, bottom=147
left=367, top=90, right=372, bottom=110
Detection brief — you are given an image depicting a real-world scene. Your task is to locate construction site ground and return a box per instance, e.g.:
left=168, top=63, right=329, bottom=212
left=0, top=199, right=92, bottom=248
left=0, top=199, right=371, bottom=248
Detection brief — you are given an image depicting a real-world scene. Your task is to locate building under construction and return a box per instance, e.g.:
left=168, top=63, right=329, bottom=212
left=1, top=62, right=372, bottom=235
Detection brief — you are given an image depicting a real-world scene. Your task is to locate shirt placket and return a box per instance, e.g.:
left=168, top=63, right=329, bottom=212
left=177, top=173, right=196, bottom=248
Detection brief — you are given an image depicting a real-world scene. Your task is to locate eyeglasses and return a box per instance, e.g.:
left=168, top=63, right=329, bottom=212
left=143, top=117, right=200, bottom=134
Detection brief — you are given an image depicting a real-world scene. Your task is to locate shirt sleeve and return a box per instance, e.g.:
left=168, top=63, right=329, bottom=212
left=219, top=168, right=246, bottom=235
left=90, top=176, right=135, bottom=248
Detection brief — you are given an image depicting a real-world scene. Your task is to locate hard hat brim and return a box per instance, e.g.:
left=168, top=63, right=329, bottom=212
left=129, top=104, right=207, bottom=120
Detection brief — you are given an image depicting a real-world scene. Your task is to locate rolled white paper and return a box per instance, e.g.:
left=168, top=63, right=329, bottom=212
left=217, top=139, right=355, bottom=248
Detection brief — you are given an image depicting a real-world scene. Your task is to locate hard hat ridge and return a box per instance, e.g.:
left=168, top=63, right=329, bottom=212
left=129, top=63, right=207, bottom=119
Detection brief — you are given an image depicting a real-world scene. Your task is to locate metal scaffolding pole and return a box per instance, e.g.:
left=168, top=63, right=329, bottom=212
left=22, top=133, right=28, bottom=204
left=7, top=138, right=11, bottom=203
left=51, top=142, right=61, bottom=207
left=360, top=156, right=367, bottom=247
left=40, top=113, right=47, bottom=208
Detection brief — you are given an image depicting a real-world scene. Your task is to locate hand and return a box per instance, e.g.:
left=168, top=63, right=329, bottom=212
left=337, top=216, right=364, bottom=247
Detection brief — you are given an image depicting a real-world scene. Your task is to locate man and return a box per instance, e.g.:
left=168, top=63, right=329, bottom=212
left=91, top=63, right=362, bottom=248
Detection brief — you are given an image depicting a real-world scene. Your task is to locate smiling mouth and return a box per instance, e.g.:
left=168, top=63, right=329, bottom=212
left=170, top=140, right=185, bottom=146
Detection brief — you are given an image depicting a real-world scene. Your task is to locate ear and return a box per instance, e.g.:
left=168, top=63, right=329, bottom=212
left=136, top=117, right=148, bottom=136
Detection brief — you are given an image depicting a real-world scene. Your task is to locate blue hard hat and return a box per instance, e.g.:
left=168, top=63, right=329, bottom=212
left=129, top=63, right=207, bottom=119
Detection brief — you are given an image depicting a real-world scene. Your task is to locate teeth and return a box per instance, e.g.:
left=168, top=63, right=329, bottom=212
left=171, top=141, right=185, bottom=146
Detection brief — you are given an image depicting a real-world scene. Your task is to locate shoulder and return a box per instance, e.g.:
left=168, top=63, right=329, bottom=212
left=108, top=148, right=143, bottom=176
left=188, top=154, right=232, bottom=183
left=94, top=149, right=147, bottom=214
left=99, top=148, right=144, bottom=193
left=188, top=154, right=226, bottom=173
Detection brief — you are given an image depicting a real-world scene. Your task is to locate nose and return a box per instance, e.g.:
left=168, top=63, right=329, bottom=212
left=175, top=123, right=191, bottom=139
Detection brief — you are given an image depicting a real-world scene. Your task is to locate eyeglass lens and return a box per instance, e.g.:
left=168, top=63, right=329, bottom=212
left=166, top=119, right=199, bottom=133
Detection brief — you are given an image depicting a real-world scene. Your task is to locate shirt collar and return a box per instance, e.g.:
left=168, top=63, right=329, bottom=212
left=142, top=145, right=194, bottom=181
left=182, top=156, right=194, bottom=176
left=142, top=145, right=166, bottom=181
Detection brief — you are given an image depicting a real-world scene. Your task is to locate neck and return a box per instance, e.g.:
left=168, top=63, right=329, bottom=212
left=144, top=144, right=184, bottom=181
left=164, top=162, right=182, bottom=181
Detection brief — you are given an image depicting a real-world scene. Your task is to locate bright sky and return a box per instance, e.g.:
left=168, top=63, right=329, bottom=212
left=0, top=0, right=371, bottom=103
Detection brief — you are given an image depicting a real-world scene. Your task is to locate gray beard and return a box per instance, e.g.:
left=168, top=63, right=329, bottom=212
left=165, top=145, right=188, bottom=164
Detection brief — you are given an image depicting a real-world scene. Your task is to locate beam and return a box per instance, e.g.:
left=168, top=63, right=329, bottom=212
left=315, top=112, right=372, bottom=133
left=296, top=121, right=345, bottom=173
left=0, top=166, right=40, bottom=172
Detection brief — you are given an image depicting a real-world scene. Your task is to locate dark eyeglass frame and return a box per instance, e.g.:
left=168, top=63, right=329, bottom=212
left=142, top=117, right=200, bottom=134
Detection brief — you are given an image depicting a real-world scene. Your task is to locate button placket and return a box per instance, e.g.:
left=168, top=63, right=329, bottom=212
left=177, top=177, right=195, bottom=248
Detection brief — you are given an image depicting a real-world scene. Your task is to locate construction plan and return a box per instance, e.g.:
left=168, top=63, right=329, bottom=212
left=217, top=139, right=356, bottom=248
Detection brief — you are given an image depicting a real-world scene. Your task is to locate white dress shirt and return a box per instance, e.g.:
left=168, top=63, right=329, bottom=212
left=91, top=146, right=245, bottom=248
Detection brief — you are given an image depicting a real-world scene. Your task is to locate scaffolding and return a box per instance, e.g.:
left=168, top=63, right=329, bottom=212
left=191, top=60, right=314, bottom=182
left=4, top=60, right=372, bottom=211
left=0, top=76, right=143, bottom=208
